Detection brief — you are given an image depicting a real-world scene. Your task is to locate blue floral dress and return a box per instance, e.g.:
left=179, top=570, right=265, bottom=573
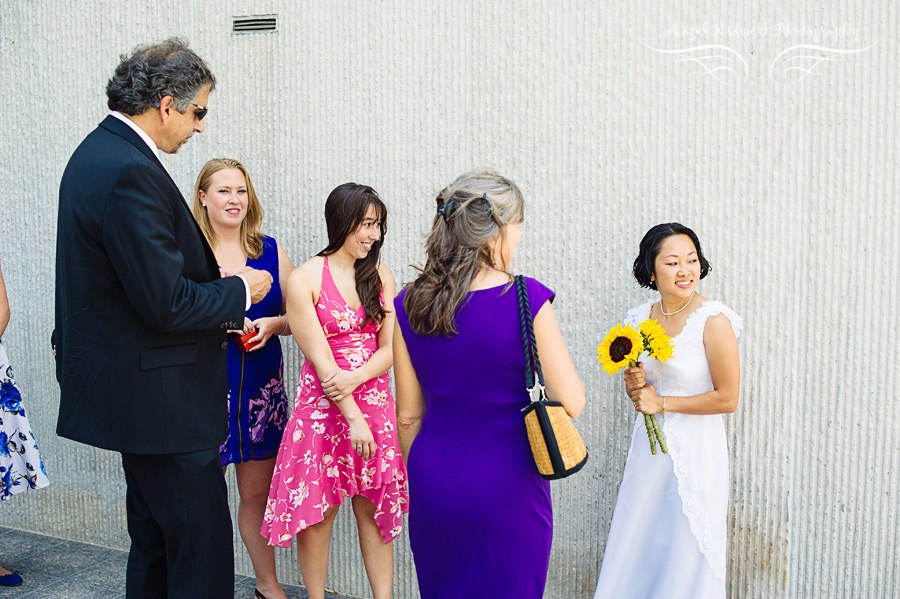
left=219, top=236, right=290, bottom=466
left=0, top=340, right=49, bottom=499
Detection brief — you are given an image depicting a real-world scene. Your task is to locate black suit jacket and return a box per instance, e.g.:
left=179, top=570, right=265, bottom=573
left=55, top=115, right=245, bottom=454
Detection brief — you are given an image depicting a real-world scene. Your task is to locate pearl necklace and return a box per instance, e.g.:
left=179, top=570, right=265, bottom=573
left=659, top=288, right=696, bottom=316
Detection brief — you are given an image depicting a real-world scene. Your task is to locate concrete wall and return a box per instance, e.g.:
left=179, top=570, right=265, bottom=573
left=1, top=1, right=897, bottom=597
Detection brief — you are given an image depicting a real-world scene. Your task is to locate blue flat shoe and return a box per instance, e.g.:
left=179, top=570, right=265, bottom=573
left=0, top=571, right=23, bottom=586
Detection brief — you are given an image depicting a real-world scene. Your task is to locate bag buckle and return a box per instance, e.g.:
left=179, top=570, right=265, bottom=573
left=523, top=383, right=547, bottom=409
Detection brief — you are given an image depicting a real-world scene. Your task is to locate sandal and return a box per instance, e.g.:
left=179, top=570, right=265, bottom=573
left=0, top=571, right=23, bottom=586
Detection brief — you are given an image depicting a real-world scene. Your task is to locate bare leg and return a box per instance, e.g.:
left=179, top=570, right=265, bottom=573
left=0, top=565, right=12, bottom=576
left=234, top=459, right=288, bottom=599
left=351, top=495, right=393, bottom=599
left=296, top=505, right=340, bottom=599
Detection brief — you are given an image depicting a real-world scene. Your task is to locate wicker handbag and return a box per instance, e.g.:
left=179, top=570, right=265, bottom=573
left=515, top=276, right=588, bottom=480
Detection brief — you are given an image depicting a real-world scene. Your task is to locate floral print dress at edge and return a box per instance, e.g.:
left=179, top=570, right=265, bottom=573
left=262, top=256, right=408, bottom=546
left=0, top=340, right=49, bottom=499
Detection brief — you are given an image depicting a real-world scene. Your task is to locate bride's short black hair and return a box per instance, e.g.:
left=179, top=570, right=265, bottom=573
left=633, top=223, right=711, bottom=290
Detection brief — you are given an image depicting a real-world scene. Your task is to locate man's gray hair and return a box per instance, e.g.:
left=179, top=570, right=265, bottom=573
left=106, top=38, right=216, bottom=116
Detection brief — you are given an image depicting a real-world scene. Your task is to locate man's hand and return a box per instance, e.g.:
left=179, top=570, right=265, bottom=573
left=237, top=267, right=273, bottom=304
left=227, top=317, right=253, bottom=336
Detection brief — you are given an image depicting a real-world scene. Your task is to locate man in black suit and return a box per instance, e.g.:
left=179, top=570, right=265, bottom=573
left=54, top=39, right=272, bottom=598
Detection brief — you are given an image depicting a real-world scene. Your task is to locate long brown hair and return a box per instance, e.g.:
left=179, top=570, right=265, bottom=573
left=319, top=183, right=388, bottom=327
left=191, top=158, right=265, bottom=259
left=404, top=169, right=524, bottom=336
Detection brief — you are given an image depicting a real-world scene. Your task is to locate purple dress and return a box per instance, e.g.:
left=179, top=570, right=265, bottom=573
left=394, top=277, right=555, bottom=599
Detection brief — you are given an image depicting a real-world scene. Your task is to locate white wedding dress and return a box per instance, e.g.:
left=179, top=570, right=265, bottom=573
left=594, top=300, right=742, bottom=599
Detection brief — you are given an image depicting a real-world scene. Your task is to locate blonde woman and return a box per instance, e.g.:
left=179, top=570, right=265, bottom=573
left=192, top=159, right=293, bottom=599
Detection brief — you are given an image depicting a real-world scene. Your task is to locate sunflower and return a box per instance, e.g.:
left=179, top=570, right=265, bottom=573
left=639, top=319, right=675, bottom=363
left=597, top=323, right=643, bottom=375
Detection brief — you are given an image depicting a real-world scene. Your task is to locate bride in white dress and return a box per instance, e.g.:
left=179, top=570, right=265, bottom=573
left=594, top=224, right=742, bottom=599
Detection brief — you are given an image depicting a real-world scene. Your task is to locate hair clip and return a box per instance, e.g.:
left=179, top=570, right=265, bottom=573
left=480, top=193, right=497, bottom=221
left=480, top=193, right=492, bottom=213
left=437, top=199, right=457, bottom=222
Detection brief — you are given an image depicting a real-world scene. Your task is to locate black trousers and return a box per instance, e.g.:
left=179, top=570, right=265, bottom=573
left=121, top=449, right=234, bottom=599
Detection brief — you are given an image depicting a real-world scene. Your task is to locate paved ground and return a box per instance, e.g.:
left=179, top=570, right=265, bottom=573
left=0, top=527, right=353, bottom=598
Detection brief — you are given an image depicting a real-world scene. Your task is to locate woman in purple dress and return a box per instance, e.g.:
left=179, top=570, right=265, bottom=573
left=393, top=169, right=586, bottom=599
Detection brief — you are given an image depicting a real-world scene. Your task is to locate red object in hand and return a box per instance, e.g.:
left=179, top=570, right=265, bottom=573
left=236, top=331, right=260, bottom=352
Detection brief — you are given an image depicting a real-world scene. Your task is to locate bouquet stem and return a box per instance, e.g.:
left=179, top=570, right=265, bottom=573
left=630, top=359, right=668, bottom=455
left=650, top=413, right=668, bottom=454
left=643, top=414, right=657, bottom=455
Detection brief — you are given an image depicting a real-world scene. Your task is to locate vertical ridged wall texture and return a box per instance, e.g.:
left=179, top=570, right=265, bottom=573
left=0, top=2, right=897, bottom=597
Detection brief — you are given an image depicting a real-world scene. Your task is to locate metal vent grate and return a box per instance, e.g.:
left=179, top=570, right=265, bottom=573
left=232, top=15, right=278, bottom=34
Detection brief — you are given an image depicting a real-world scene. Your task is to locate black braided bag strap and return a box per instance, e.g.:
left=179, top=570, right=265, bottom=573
left=515, top=275, right=545, bottom=393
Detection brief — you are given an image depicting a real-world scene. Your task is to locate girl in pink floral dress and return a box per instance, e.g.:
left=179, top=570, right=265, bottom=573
left=262, top=183, right=407, bottom=599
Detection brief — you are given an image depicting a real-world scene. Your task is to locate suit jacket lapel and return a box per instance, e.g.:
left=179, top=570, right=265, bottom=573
left=97, top=116, right=221, bottom=280
left=99, top=115, right=169, bottom=176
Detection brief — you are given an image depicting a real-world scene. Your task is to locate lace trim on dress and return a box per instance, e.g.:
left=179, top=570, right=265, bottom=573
left=624, top=301, right=654, bottom=328
left=626, top=299, right=742, bottom=340
left=665, top=412, right=726, bottom=581
left=680, top=300, right=743, bottom=341
left=668, top=301, right=740, bottom=582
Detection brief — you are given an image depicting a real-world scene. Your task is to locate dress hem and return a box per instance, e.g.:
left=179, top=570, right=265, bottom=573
left=220, top=452, right=279, bottom=467
left=264, top=473, right=408, bottom=547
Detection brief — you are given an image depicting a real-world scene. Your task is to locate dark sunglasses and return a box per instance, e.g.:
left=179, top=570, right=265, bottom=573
left=190, top=102, right=209, bottom=121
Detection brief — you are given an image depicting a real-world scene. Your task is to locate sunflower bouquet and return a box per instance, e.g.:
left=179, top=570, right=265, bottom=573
left=597, top=319, right=674, bottom=455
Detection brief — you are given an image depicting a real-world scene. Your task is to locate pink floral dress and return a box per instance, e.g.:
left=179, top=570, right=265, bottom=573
left=262, top=256, right=408, bottom=547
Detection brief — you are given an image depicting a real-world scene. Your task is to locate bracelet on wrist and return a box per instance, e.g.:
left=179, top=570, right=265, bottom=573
left=278, top=314, right=288, bottom=335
